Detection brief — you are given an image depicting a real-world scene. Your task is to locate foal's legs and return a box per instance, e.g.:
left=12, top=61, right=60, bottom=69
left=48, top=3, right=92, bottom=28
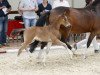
left=61, top=36, right=76, bottom=53
left=29, top=40, right=40, bottom=53
left=54, top=39, right=73, bottom=59
left=18, top=43, right=28, bottom=56
left=25, top=48, right=33, bottom=61
left=61, top=36, right=72, bottom=50
left=42, top=42, right=52, bottom=66
left=37, top=42, right=47, bottom=60
left=29, top=40, right=48, bottom=63
left=14, top=43, right=28, bottom=64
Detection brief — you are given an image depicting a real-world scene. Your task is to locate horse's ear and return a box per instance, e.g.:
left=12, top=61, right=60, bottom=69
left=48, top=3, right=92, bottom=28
left=63, top=11, right=67, bottom=15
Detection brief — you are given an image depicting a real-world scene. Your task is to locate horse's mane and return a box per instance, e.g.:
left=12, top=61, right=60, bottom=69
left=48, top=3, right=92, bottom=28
left=92, top=0, right=100, bottom=6
left=85, top=0, right=100, bottom=11
left=54, top=7, right=70, bottom=14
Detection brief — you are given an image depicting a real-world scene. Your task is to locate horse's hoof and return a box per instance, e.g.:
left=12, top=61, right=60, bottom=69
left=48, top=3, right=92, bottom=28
left=73, top=43, right=77, bottom=50
left=71, top=48, right=76, bottom=54
left=94, top=50, right=100, bottom=53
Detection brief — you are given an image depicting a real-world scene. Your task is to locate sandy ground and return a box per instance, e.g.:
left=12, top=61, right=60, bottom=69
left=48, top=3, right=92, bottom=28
left=0, top=41, right=100, bottom=75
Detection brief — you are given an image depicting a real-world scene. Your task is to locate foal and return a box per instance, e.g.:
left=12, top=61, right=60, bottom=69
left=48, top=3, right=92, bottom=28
left=14, top=14, right=73, bottom=65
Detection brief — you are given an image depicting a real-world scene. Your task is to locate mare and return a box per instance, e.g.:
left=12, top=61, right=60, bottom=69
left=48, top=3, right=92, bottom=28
left=11, top=14, right=73, bottom=65
left=30, top=0, right=100, bottom=58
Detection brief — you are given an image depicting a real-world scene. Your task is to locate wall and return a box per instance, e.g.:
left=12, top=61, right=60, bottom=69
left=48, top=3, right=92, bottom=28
left=48, top=0, right=86, bottom=7
left=73, top=0, right=86, bottom=8
left=8, top=0, right=21, bottom=19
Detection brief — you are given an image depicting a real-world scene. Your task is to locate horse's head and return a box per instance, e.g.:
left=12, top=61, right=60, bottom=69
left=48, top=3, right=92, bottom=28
left=57, top=12, right=71, bottom=28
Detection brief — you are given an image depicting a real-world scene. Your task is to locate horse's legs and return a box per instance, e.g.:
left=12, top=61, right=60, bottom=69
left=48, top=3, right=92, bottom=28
left=61, top=36, right=76, bottom=53
left=14, top=43, right=28, bottom=64
left=76, top=39, right=87, bottom=49
left=25, top=48, right=33, bottom=62
left=45, top=42, right=52, bottom=54
left=29, top=40, right=40, bottom=53
left=60, top=25, right=72, bottom=50
left=54, top=39, right=73, bottom=59
left=61, top=36, right=72, bottom=50
left=42, top=42, right=52, bottom=66
left=82, top=32, right=95, bottom=59
left=87, top=32, right=95, bottom=48
left=28, top=40, right=48, bottom=63
left=87, top=32, right=99, bottom=53
left=37, top=42, right=47, bottom=60
left=92, top=36, right=99, bottom=53
left=73, top=34, right=77, bottom=42
left=76, top=33, right=91, bottom=59
left=18, top=43, right=28, bottom=56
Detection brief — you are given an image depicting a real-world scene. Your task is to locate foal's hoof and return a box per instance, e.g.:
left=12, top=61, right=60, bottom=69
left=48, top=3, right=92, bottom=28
left=73, top=43, right=77, bottom=50
left=29, top=49, right=33, bottom=53
left=94, top=50, right=100, bottom=53
left=71, top=48, right=76, bottom=54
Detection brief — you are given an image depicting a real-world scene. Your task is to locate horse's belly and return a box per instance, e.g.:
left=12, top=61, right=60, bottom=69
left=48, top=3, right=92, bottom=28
left=33, top=36, right=52, bottom=42
left=71, top=27, right=88, bottom=34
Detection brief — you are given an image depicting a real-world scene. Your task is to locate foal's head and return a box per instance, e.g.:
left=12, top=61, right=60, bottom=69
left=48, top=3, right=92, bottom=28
left=56, top=13, right=71, bottom=28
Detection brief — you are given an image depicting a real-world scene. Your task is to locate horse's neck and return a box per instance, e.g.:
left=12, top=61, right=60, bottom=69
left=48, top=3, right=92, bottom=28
left=49, top=24, right=60, bottom=30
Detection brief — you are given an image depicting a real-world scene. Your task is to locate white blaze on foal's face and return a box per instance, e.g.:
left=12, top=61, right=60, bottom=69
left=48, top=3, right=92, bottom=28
left=61, top=16, right=71, bottom=27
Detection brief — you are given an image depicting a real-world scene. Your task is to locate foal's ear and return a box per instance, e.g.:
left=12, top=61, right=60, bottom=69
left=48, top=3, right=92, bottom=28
left=63, top=11, right=67, bottom=15
left=58, top=11, right=67, bottom=19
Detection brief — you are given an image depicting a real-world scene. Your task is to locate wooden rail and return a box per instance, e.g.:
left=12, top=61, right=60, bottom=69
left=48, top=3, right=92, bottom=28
left=9, top=11, right=19, bottom=14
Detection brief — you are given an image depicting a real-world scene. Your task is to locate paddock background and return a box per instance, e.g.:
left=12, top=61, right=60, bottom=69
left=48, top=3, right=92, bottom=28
left=0, top=0, right=100, bottom=75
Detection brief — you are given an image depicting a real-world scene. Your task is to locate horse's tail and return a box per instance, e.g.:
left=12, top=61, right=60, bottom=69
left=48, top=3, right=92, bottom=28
left=36, top=11, right=50, bottom=26
left=10, top=28, right=25, bottom=38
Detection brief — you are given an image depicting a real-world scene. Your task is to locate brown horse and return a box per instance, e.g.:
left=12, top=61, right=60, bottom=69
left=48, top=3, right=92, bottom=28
left=11, top=14, right=73, bottom=65
left=29, top=0, right=100, bottom=58
left=38, top=0, right=100, bottom=48
left=50, top=2, right=100, bottom=49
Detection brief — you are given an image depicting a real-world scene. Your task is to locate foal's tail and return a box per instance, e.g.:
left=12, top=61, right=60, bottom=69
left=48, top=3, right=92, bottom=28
left=36, top=11, right=50, bottom=26
left=10, top=28, right=25, bottom=38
